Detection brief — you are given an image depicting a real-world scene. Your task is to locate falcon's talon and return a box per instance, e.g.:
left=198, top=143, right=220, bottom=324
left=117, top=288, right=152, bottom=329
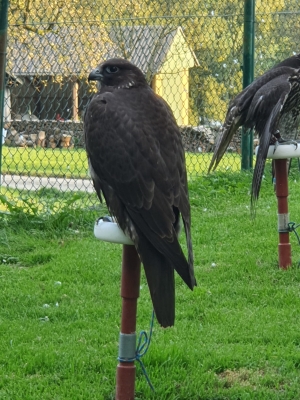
left=277, top=138, right=299, bottom=148
left=103, top=216, right=113, bottom=222
left=273, top=140, right=279, bottom=154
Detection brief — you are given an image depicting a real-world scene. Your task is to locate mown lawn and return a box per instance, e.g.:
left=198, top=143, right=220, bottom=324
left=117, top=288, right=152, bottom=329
left=1, top=147, right=90, bottom=179
left=1, top=170, right=300, bottom=399
left=1, top=146, right=243, bottom=179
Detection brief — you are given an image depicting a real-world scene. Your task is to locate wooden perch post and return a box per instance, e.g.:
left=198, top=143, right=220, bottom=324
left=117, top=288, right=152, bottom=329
left=115, top=245, right=141, bottom=400
left=94, top=220, right=140, bottom=399
left=72, top=77, right=79, bottom=121
left=274, top=158, right=291, bottom=269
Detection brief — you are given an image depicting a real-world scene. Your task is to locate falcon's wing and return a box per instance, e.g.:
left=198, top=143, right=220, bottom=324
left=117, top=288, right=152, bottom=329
left=279, top=70, right=300, bottom=138
left=246, top=76, right=292, bottom=207
left=85, top=87, right=195, bottom=289
left=208, top=66, right=297, bottom=172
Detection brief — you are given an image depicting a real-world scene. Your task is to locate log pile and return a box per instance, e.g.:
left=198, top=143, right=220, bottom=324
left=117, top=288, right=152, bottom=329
left=181, top=125, right=222, bottom=153
left=3, top=119, right=254, bottom=153
left=181, top=125, right=251, bottom=154
left=47, top=128, right=73, bottom=149
left=4, top=121, right=76, bottom=149
left=4, top=127, right=73, bottom=149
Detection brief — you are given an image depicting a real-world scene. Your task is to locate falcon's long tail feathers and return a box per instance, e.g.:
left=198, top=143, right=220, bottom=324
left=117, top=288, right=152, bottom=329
left=208, top=107, right=242, bottom=172
left=134, top=230, right=175, bottom=327
left=251, top=100, right=282, bottom=210
left=182, top=218, right=195, bottom=281
left=128, top=208, right=196, bottom=290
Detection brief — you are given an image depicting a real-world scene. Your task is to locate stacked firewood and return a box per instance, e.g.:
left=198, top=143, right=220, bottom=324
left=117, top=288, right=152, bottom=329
left=4, top=125, right=73, bottom=149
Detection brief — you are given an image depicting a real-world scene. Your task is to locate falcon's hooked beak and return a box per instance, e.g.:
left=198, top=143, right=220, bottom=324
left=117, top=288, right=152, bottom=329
left=88, top=68, right=103, bottom=82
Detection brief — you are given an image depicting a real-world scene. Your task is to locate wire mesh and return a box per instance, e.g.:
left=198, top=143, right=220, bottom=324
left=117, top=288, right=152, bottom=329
left=1, top=1, right=299, bottom=212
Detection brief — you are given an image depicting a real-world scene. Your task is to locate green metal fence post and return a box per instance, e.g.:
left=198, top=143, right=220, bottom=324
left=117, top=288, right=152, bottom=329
left=241, top=0, right=255, bottom=170
left=0, top=0, right=9, bottom=186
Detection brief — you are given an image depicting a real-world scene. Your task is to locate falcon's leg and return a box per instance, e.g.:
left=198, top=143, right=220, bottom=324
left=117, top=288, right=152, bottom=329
left=277, top=137, right=298, bottom=148
left=272, top=130, right=298, bottom=154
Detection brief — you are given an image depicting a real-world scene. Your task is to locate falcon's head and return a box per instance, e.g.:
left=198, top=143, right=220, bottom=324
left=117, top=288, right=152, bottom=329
left=88, top=58, right=148, bottom=90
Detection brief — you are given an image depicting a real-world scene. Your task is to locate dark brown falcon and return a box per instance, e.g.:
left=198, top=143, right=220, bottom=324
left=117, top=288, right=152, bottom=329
left=208, top=53, right=300, bottom=207
left=84, top=58, right=196, bottom=327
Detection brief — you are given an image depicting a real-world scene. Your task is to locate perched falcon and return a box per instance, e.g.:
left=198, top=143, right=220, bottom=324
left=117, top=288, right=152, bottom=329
left=84, top=58, right=196, bottom=327
left=208, top=53, right=300, bottom=207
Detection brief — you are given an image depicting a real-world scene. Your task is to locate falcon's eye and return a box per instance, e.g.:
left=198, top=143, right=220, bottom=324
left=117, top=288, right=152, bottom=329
left=105, top=66, right=119, bottom=74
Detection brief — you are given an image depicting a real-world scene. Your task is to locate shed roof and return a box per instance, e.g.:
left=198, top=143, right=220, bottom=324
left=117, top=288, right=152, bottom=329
left=7, top=25, right=198, bottom=78
left=7, top=26, right=114, bottom=76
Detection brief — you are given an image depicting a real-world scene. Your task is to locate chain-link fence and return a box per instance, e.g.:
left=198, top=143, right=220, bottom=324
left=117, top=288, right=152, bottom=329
left=1, top=1, right=299, bottom=212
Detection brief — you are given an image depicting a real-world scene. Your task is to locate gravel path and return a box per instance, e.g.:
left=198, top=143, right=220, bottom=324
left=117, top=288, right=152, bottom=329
left=1, top=174, right=95, bottom=193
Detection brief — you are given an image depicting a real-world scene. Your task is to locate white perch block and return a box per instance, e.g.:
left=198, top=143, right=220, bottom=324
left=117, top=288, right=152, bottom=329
left=94, top=218, right=134, bottom=245
left=255, top=143, right=300, bottom=159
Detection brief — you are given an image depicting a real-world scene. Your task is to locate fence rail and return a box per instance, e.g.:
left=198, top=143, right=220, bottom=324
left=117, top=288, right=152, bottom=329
left=1, top=1, right=299, bottom=212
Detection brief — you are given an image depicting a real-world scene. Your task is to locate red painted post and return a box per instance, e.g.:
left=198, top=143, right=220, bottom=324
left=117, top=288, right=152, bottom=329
left=115, top=244, right=141, bottom=400
left=274, top=158, right=291, bottom=269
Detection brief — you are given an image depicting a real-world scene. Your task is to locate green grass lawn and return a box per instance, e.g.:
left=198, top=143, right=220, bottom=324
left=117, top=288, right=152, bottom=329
left=1, top=170, right=300, bottom=399
left=1, top=147, right=90, bottom=179
left=1, top=146, right=242, bottom=179
left=0, top=148, right=242, bottom=214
